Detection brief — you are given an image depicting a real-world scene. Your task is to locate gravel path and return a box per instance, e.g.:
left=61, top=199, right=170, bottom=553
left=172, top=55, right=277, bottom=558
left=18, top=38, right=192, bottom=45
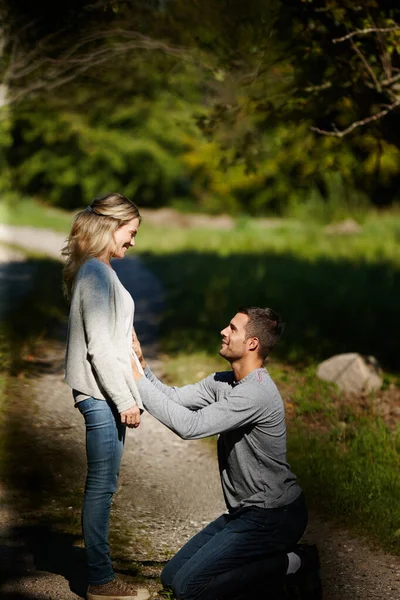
left=0, top=225, right=400, bottom=600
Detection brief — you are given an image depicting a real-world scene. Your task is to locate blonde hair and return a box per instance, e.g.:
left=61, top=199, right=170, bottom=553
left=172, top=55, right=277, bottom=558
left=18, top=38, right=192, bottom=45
left=62, top=192, right=141, bottom=299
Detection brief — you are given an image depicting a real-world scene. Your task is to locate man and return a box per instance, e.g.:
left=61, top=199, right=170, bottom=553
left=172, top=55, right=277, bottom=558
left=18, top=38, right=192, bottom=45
left=131, top=307, right=322, bottom=600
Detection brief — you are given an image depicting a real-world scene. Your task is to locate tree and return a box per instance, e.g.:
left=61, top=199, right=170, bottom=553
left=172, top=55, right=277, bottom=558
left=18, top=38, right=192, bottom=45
left=2, top=0, right=400, bottom=211
left=283, top=1, right=400, bottom=140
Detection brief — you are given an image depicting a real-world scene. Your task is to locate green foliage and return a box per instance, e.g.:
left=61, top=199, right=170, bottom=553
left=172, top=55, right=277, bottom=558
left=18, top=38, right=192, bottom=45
left=8, top=97, right=190, bottom=209
left=7, top=96, right=391, bottom=217
left=3, top=0, right=400, bottom=214
left=283, top=2, right=400, bottom=141
left=0, top=109, right=13, bottom=195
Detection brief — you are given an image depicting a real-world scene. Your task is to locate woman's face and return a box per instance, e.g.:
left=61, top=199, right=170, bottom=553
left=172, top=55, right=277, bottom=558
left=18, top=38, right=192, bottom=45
left=111, top=217, right=140, bottom=260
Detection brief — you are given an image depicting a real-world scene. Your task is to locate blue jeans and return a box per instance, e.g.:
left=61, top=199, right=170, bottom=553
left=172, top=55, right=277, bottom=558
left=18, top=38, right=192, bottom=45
left=161, top=493, right=308, bottom=600
left=77, top=397, right=126, bottom=585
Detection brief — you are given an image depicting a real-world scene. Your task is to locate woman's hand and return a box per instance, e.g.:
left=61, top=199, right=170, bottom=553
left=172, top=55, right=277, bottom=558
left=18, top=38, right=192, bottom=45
left=132, top=328, right=146, bottom=369
left=120, top=405, right=141, bottom=428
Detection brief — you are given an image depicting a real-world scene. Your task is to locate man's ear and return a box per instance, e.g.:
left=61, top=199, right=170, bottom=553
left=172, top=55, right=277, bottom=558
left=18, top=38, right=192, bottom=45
left=247, top=337, right=259, bottom=352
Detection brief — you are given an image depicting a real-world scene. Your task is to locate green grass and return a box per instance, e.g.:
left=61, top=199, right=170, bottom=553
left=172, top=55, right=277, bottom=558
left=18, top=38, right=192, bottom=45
left=288, top=418, right=400, bottom=552
left=0, top=196, right=74, bottom=232
left=1, top=196, right=400, bottom=264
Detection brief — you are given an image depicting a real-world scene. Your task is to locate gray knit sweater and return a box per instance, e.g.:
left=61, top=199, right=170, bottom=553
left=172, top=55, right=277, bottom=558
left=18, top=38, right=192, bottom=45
left=137, top=366, right=301, bottom=510
left=64, top=258, right=143, bottom=413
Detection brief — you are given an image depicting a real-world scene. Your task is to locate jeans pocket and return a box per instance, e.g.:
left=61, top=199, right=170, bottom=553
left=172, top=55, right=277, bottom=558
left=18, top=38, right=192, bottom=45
left=76, top=396, right=103, bottom=415
left=230, top=507, right=285, bottom=533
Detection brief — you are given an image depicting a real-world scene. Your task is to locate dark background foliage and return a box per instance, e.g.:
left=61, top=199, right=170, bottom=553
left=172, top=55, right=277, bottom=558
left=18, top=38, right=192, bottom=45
left=1, top=0, right=400, bottom=215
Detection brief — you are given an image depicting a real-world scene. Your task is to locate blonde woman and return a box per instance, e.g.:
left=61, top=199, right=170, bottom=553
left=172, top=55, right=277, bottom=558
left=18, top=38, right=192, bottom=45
left=63, top=193, right=149, bottom=600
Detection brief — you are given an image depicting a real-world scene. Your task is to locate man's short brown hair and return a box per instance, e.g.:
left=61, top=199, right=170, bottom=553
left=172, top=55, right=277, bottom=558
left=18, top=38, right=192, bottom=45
left=239, top=306, right=284, bottom=359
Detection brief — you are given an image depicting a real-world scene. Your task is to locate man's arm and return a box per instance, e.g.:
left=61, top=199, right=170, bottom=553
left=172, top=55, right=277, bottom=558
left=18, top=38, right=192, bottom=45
left=144, top=365, right=218, bottom=409
left=132, top=328, right=216, bottom=409
left=136, top=375, right=268, bottom=440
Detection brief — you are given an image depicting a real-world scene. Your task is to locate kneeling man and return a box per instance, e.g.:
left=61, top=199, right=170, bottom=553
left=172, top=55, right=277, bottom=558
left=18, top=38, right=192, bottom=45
left=131, top=307, right=322, bottom=600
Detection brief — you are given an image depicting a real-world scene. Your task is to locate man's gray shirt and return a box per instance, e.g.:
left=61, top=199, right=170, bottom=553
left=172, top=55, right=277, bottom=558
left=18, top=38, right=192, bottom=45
left=137, top=366, right=302, bottom=511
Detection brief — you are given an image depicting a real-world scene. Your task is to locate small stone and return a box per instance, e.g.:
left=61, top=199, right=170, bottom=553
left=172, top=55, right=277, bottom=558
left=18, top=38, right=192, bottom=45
left=324, top=219, right=362, bottom=235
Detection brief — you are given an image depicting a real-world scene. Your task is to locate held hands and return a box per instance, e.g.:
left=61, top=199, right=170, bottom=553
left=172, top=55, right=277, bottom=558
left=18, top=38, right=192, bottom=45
left=120, top=405, right=141, bottom=428
left=128, top=329, right=144, bottom=422
left=116, top=330, right=145, bottom=428
left=121, top=332, right=143, bottom=426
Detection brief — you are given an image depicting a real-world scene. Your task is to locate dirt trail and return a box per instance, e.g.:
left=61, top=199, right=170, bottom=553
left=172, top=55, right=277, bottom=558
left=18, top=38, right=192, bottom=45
left=0, top=225, right=399, bottom=600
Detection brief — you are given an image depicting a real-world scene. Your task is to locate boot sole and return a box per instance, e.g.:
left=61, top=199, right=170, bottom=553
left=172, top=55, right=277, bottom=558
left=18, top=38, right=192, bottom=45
left=87, top=589, right=151, bottom=600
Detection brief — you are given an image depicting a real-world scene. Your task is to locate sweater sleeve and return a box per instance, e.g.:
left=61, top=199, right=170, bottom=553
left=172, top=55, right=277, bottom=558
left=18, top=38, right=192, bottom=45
left=136, top=376, right=266, bottom=439
left=144, top=365, right=216, bottom=408
left=80, top=265, right=138, bottom=413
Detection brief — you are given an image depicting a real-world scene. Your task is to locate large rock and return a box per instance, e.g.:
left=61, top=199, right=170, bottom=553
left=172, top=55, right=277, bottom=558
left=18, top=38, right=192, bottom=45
left=317, top=353, right=382, bottom=394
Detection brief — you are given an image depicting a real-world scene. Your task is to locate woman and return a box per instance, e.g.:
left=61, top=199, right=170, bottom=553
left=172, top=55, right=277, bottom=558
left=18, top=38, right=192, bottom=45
left=63, top=193, right=149, bottom=600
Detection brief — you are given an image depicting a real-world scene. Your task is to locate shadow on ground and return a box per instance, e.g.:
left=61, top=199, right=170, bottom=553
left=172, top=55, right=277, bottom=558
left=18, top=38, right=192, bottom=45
left=0, top=525, right=86, bottom=597
left=0, top=255, right=165, bottom=596
left=0, top=369, right=89, bottom=596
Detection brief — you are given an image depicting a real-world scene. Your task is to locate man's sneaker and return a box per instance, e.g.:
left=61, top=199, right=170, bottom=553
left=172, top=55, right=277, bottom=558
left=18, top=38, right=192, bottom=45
left=87, top=576, right=151, bottom=600
left=285, top=544, right=323, bottom=600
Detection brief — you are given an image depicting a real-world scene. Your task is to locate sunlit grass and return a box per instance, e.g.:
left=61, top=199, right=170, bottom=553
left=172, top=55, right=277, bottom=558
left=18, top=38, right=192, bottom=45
left=0, top=196, right=74, bottom=232
left=289, top=418, right=400, bottom=552
left=1, top=197, right=400, bottom=266
left=136, top=217, right=400, bottom=266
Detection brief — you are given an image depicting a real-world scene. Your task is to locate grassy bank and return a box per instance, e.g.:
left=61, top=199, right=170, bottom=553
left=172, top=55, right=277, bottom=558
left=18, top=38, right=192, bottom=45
left=0, top=198, right=399, bottom=554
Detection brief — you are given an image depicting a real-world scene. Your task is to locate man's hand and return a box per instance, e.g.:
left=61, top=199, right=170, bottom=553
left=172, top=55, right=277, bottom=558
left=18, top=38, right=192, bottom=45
left=132, top=328, right=146, bottom=369
left=131, top=356, right=143, bottom=382
left=120, top=405, right=141, bottom=428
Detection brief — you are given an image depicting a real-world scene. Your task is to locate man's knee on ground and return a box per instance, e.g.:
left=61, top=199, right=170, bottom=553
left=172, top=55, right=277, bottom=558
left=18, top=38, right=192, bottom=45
left=169, top=568, right=206, bottom=600
left=160, top=563, right=174, bottom=589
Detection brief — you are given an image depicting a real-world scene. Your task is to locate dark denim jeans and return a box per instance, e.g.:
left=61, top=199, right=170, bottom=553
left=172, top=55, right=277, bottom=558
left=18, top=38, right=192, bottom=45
left=161, top=493, right=308, bottom=600
left=77, top=396, right=126, bottom=585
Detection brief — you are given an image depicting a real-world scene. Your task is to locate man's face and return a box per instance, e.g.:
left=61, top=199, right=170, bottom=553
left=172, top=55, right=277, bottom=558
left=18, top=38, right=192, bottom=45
left=219, top=312, right=251, bottom=361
